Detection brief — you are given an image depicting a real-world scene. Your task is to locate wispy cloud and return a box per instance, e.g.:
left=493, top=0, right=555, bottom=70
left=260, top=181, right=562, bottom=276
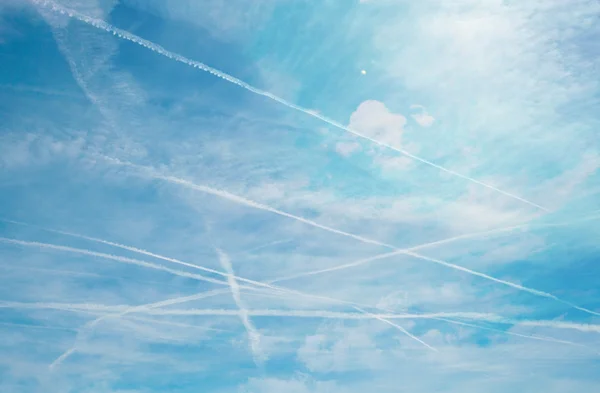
left=32, top=0, right=550, bottom=212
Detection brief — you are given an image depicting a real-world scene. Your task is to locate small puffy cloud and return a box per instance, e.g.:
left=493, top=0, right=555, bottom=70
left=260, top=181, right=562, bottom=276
left=335, top=100, right=407, bottom=157
left=349, top=100, right=407, bottom=146
left=410, top=104, right=435, bottom=127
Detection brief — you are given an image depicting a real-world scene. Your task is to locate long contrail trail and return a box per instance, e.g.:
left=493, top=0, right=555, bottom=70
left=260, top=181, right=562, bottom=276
left=19, top=302, right=598, bottom=334
left=0, top=237, right=236, bottom=289
left=29, top=0, right=548, bottom=212
left=90, top=161, right=600, bottom=318
left=3, top=300, right=597, bottom=343
left=215, top=247, right=264, bottom=363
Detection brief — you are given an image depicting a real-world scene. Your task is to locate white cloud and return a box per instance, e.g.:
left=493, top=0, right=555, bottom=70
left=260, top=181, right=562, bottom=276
left=335, top=100, right=412, bottom=170
left=348, top=100, right=406, bottom=147
left=410, top=104, right=435, bottom=127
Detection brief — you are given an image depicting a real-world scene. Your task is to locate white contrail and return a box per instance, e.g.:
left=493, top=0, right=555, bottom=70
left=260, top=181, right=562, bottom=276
left=216, top=248, right=263, bottom=363
left=91, top=161, right=600, bottom=318
left=0, top=237, right=243, bottom=290
left=4, top=300, right=600, bottom=336
left=29, top=0, right=548, bottom=212
left=0, top=301, right=489, bottom=321
left=119, top=308, right=600, bottom=334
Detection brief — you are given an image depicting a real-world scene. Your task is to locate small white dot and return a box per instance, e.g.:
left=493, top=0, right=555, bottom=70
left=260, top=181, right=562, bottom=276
left=361, top=70, right=367, bottom=75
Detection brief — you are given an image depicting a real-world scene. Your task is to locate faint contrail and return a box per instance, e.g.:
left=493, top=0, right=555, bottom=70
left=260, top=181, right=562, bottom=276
left=0, top=321, right=75, bottom=332
left=90, top=161, right=600, bottom=318
left=431, top=317, right=583, bottom=347
left=235, top=239, right=294, bottom=255
left=30, top=0, right=548, bottom=212
left=215, top=248, right=264, bottom=363
left=49, top=348, right=76, bottom=369
left=352, top=306, right=437, bottom=351
left=49, top=288, right=234, bottom=368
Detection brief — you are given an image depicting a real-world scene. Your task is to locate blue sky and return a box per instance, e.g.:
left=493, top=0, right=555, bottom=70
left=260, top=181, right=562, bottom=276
left=1, top=0, right=600, bottom=392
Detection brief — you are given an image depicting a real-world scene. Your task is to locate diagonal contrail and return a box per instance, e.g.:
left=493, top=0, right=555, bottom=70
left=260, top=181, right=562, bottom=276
left=215, top=247, right=264, bottom=363
left=48, top=288, right=234, bottom=369
left=90, top=160, right=600, bottom=319
left=234, top=239, right=294, bottom=256
left=0, top=237, right=259, bottom=292
left=30, top=0, right=549, bottom=212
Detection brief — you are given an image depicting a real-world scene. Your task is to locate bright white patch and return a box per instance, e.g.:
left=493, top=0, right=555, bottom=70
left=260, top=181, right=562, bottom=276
left=348, top=100, right=406, bottom=147
left=410, top=104, right=435, bottom=127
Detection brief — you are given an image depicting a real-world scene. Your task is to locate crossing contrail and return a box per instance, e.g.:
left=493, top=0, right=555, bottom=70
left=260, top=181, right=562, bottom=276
left=29, top=0, right=549, bottom=212
left=87, top=160, right=600, bottom=319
